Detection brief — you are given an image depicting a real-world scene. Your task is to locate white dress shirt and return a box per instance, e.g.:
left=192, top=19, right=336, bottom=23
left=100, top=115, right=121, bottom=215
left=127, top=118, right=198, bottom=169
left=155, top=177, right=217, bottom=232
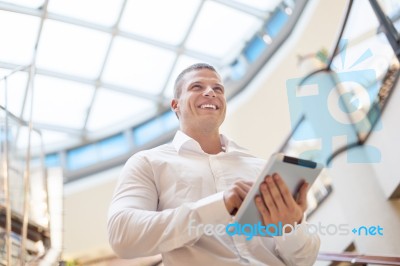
left=107, top=130, right=320, bottom=265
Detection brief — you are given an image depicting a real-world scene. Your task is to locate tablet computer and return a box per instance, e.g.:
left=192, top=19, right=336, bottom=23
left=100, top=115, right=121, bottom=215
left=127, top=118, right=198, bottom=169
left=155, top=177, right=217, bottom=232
left=234, top=153, right=323, bottom=227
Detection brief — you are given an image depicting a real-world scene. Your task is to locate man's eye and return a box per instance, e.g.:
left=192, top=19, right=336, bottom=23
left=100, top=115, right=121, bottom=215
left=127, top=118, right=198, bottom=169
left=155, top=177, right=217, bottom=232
left=192, top=85, right=202, bottom=90
left=214, top=87, right=224, bottom=93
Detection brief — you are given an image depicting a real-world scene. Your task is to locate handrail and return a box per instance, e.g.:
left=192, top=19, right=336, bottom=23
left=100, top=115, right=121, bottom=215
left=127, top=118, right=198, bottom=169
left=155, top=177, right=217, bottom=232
left=0, top=204, right=50, bottom=243
left=318, top=252, right=400, bottom=265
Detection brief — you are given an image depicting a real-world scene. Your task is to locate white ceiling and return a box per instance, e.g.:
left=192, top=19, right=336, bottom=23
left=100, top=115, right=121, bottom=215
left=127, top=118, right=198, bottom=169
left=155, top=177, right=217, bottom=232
left=0, top=0, right=284, bottom=151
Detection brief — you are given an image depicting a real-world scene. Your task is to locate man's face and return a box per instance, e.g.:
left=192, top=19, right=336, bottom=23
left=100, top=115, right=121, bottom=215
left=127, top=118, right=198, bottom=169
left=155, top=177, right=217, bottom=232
left=171, top=68, right=227, bottom=131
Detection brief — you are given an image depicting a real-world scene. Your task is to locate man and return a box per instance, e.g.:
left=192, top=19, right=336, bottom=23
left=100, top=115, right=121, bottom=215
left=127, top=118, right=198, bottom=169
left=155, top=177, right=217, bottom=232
left=107, top=63, right=320, bottom=265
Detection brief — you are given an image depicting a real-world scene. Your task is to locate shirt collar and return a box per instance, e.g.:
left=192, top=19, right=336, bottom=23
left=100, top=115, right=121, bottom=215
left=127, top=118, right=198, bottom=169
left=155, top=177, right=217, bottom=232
left=172, top=130, right=251, bottom=155
left=172, top=130, right=198, bottom=153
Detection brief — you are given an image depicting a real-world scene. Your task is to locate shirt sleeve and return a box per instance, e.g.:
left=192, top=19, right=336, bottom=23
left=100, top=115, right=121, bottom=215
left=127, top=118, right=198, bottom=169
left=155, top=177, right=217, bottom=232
left=107, top=154, right=232, bottom=259
left=273, top=220, right=321, bottom=266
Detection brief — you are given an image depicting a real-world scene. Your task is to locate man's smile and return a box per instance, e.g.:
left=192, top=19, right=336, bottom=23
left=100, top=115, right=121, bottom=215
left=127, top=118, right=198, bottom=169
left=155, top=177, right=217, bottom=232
left=199, top=104, right=219, bottom=110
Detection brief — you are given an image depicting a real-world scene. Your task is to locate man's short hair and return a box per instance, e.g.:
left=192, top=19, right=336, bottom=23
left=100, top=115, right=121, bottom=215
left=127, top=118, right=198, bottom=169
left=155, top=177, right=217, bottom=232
left=173, top=63, right=217, bottom=98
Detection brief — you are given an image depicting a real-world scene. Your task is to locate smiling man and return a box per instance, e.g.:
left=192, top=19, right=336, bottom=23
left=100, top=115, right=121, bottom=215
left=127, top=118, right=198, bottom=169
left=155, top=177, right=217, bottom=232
left=107, top=63, right=320, bottom=266
left=171, top=64, right=226, bottom=154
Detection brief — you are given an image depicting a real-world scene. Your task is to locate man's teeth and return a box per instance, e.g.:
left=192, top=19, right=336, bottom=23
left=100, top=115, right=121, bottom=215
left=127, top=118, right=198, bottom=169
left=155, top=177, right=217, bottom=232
left=200, top=104, right=217, bottom=110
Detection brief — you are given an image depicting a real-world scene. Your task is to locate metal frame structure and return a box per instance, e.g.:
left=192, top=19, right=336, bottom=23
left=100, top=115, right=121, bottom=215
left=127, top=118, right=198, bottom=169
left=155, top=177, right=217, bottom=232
left=0, top=0, right=268, bottom=139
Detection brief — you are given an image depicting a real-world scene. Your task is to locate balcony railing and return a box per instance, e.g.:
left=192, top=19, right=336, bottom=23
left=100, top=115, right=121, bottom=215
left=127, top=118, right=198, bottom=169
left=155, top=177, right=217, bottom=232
left=318, top=252, right=400, bottom=265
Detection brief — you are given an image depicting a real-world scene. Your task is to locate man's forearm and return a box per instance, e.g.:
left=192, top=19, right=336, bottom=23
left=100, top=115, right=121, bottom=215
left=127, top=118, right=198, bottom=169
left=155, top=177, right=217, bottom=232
left=107, top=192, right=232, bottom=258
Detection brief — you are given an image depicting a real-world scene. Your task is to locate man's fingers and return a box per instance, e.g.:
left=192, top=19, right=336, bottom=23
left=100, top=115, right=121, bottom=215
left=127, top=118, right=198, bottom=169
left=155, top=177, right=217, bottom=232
left=255, top=196, right=270, bottom=220
left=265, top=175, right=285, bottom=209
left=254, top=174, right=309, bottom=226
left=235, top=184, right=250, bottom=200
left=236, top=180, right=254, bottom=187
left=224, top=180, right=254, bottom=214
left=296, top=181, right=309, bottom=211
left=272, top=173, right=295, bottom=205
left=260, top=180, right=278, bottom=216
left=236, top=180, right=253, bottom=193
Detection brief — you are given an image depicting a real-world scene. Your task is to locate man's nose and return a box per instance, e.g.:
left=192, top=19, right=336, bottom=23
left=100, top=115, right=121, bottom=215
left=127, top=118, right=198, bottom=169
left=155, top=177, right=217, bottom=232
left=203, top=87, right=216, bottom=97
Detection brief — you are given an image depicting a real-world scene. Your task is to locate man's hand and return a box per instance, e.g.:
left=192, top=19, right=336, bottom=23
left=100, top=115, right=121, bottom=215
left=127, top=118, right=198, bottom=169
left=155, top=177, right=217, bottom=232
left=223, top=180, right=253, bottom=215
left=255, top=173, right=308, bottom=228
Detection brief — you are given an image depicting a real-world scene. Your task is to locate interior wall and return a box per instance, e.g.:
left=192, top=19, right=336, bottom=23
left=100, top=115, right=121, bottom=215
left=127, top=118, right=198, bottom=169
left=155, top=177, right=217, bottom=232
left=328, top=147, right=400, bottom=256
left=366, top=79, right=400, bottom=198
left=63, top=166, right=122, bottom=259
left=321, top=68, right=400, bottom=256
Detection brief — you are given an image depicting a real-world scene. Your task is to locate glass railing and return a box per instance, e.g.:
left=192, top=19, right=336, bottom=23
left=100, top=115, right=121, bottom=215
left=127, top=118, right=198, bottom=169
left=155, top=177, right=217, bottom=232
left=0, top=67, right=61, bottom=265
left=0, top=107, right=50, bottom=265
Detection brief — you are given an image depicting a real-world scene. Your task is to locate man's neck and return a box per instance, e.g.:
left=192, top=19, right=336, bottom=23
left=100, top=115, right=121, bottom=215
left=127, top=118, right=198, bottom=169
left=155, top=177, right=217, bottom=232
left=181, top=128, right=223, bottom=154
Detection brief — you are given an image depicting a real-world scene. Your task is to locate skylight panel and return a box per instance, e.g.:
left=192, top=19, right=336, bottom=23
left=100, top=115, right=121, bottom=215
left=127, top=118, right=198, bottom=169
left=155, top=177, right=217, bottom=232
left=102, top=36, right=176, bottom=94
left=0, top=69, right=28, bottom=116
left=0, top=11, right=40, bottom=65
left=341, top=0, right=380, bottom=42
left=86, top=87, right=155, bottom=132
left=119, top=0, right=201, bottom=45
left=41, top=130, right=77, bottom=149
left=28, top=75, right=95, bottom=129
left=0, top=0, right=44, bottom=9
left=47, top=0, right=123, bottom=27
left=185, top=1, right=262, bottom=61
left=1, top=0, right=275, bottom=153
left=16, top=128, right=74, bottom=151
left=376, top=0, right=400, bottom=18
left=232, top=0, right=283, bottom=12
left=35, top=19, right=110, bottom=79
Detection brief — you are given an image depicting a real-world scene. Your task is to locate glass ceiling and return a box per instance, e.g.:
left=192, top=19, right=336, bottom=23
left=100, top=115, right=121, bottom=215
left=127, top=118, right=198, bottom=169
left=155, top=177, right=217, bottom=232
left=0, top=0, right=288, bottom=152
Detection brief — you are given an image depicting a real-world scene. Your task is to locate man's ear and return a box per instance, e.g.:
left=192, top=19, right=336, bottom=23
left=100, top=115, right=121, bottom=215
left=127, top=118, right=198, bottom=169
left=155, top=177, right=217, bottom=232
left=171, top=99, right=179, bottom=119
left=171, top=99, right=179, bottom=111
